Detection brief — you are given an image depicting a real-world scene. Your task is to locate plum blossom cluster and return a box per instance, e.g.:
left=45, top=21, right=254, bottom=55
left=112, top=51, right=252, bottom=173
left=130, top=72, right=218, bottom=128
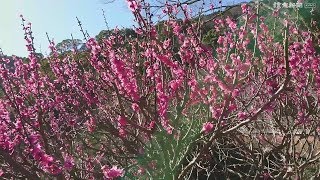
left=0, top=1, right=319, bottom=179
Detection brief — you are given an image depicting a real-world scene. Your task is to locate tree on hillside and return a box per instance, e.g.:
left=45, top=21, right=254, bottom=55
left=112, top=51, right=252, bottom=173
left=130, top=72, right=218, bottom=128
left=55, top=39, right=83, bottom=54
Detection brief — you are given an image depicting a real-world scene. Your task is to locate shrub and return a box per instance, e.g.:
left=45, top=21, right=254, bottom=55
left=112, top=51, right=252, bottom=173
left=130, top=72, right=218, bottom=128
left=0, top=0, right=319, bottom=179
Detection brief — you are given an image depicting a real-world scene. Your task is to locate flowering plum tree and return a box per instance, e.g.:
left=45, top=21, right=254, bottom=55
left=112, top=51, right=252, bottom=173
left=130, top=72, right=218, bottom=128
left=0, top=0, right=319, bottom=179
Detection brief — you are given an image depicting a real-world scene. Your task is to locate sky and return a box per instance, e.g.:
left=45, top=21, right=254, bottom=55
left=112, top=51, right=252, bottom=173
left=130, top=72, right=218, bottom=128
left=0, top=0, right=134, bottom=57
left=0, top=0, right=249, bottom=57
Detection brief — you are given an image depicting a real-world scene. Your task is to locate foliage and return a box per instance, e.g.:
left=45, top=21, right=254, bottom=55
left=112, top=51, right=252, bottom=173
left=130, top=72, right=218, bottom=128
left=55, top=39, right=83, bottom=54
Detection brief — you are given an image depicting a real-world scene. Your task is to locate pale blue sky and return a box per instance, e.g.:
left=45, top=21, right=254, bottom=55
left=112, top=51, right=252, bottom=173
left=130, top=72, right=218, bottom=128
left=0, top=0, right=134, bottom=57
left=0, top=0, right=249, bottom=57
